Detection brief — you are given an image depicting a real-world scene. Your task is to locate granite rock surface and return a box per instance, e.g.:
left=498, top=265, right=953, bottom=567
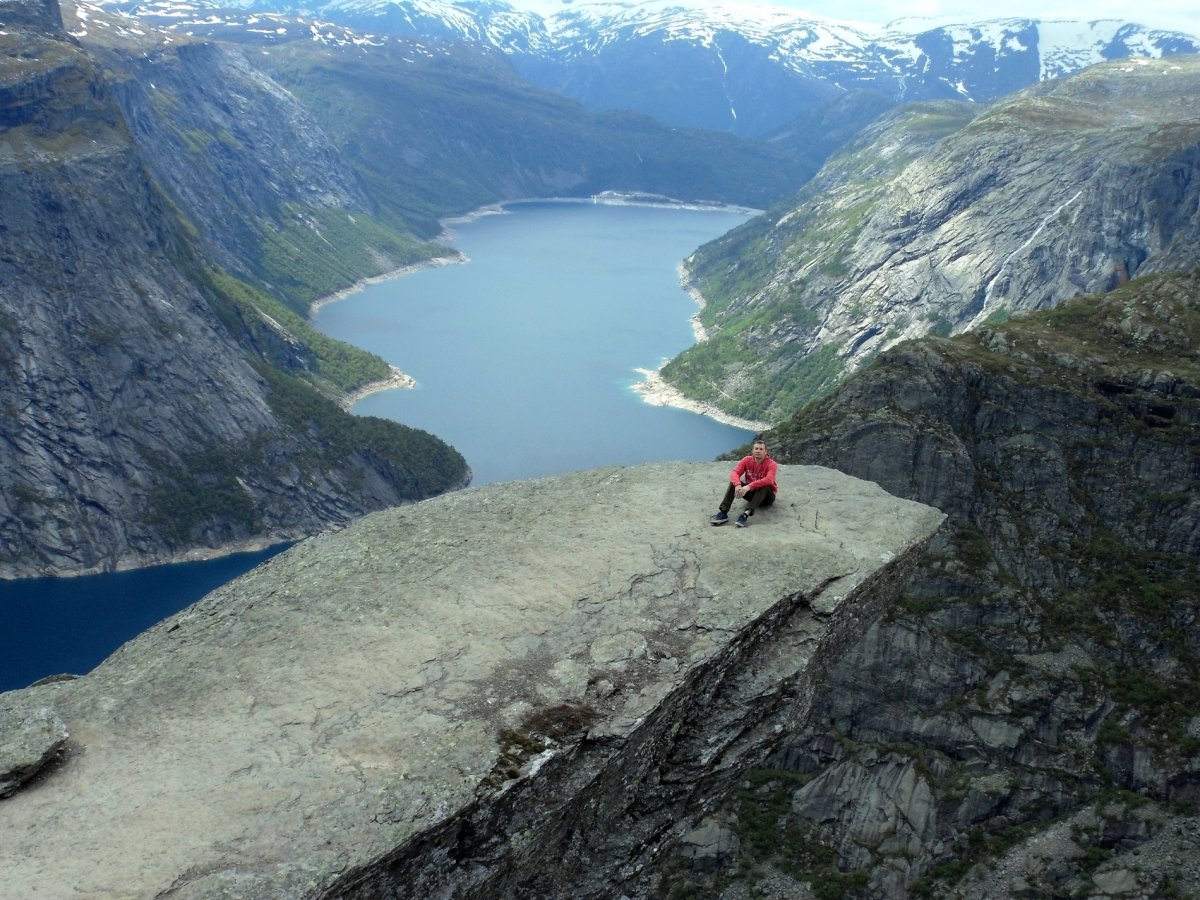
left=0, top=461, right=942, bottom=898
left=0, top=701, right=67, bottom=798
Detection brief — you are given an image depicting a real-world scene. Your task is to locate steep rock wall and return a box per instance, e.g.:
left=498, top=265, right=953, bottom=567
left=0, top=2, right=467, bottom=577
left=646, top=272, right=1200, bottom=897
left=668, top=56, right=1200, bottom=423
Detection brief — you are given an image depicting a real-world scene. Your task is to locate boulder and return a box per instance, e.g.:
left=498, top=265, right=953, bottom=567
left=0, top=702, right=67, bottom=798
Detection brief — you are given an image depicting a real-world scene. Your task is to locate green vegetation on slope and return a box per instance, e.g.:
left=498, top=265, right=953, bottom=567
left=140, top=363, right=468, bottom=544
left=255, top=363, right=466, bottom=493
left=144, top=442, right=266, bottom=543
left=659, top=102, right=979, bottom=424
left=254, top=204, right=450, bottom=314
left=211, top=269, right=390, bottom=394
left=180, top=251, right=392, bottom=397
left=662, top=332, right=844, bottom=423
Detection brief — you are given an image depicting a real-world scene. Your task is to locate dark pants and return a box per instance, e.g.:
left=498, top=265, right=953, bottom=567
left=720, top=483, right=775, bottom=515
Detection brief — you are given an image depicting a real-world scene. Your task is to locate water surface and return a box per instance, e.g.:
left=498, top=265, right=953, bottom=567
left=0, top=545, right=287, bottom=692
left=315, top=201, right=754, bottom=485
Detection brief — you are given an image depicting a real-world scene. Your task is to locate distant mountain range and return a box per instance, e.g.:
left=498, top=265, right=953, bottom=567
left=77, top=0, right=1200, bottom=136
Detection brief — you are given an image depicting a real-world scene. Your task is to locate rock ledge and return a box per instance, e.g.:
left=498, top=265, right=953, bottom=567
left=0, top=462, right=943, bottom=898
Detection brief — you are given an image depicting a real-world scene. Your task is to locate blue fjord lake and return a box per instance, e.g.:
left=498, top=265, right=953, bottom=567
left=316, top=201, right=755, bottom=485
left=1, top=201, right=754, bottom=692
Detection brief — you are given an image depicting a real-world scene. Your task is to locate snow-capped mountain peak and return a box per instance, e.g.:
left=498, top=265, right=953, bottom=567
left=75, top=0, right=1200, bottom=137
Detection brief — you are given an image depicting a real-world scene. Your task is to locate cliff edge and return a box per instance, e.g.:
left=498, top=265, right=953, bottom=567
left=0, top=462, right=942, bottom=898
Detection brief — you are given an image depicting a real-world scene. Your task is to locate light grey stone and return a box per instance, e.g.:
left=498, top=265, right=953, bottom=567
left=0, top=703, right=68, bottom=798
left=0, top=462, right=942, bottom=898
left=1092, top=867, right=1142, bottom=895
left=968, top=715, right=1024, bottom=751
left=678, top=818, right=741, bottom=864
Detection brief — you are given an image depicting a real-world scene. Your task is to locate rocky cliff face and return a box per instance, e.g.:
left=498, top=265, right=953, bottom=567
left=646, top=271, right=1200, bottom=896
left=0, top=0, right=467, bottom=577
left=0, top=462, right=944, bottom=898
left=665, top=56, right=1200, bottom=424
left=61, top=0, right=450, bottom=312
left=98, top=39, right=375, bottom=298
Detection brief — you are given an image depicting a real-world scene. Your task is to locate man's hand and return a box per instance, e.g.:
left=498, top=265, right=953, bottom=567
left=734, top=485, right=747, bottom=499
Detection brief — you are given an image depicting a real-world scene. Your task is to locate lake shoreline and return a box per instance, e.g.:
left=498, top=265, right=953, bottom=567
left=628, top=260, right=770, bottom=435
left=315, top=193, right=764, bottom=420
left=631, top=366, right=770, bottom=434
left=309, top=254, right=465, bottom=403
left=308, top=252, right=466, bottom=319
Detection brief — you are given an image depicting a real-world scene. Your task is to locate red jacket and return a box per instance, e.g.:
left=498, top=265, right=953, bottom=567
left=730, top=454, right=778, bottom=493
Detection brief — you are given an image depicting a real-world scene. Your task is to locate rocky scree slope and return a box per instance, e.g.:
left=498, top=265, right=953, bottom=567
left=0, top=0, right=467, bottom=578
left=0, top=462, right=944, bottom=899
left=664, top=55, right=1200, bottom=425
left=645, top=271, right=1200, bottom=897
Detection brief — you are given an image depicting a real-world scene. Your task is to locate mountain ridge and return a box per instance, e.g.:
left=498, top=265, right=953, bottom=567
left=660, top=54, right=1200, bottom=423
left=0, top=0, right=471, bottom=577
left=84, top=0, right=1200, bottom=137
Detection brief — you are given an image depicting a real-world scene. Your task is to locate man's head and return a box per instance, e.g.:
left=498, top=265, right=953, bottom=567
left=751, top=439, right=768, bottom=461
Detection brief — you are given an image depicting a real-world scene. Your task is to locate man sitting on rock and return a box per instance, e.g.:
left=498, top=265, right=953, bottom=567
left=710, top=438, right=778, bottom=528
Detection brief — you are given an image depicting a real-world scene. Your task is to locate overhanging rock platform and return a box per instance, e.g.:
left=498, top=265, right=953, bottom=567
left=1, top=462, right=944, bottom=898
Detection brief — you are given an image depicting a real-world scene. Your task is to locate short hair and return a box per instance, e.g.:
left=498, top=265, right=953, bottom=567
left=752, top=437, right=767, bottom=447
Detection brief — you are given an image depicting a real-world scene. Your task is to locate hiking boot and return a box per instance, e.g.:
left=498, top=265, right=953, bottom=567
left=709, top=510, right=728, bottom=525
left=736, top=512, right=750, bottom=527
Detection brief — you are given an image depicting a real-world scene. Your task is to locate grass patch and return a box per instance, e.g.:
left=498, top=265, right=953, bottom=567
left=205, top=268, right=392, bottom=396
left=254, top=205, right=447, bottom=315
left=482, top=703, right=598, bottom=790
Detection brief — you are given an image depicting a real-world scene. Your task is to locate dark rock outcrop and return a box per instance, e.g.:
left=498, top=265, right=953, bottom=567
left=648, top=271, right=1200, bottom=896
left=0, top=0, right=60, bottom=33
left=0, top=701, right=66, bottom=798
left=0, top=462, right=943, bottom=898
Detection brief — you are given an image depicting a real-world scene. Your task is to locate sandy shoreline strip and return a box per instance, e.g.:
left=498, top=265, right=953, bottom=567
left=337, top=366, right=417, bottom=411
left=678, top=262, right=711, bottom=343
left=627, top=260, right=771, bottom=434
left=632, top=366, right=770, bottom=433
